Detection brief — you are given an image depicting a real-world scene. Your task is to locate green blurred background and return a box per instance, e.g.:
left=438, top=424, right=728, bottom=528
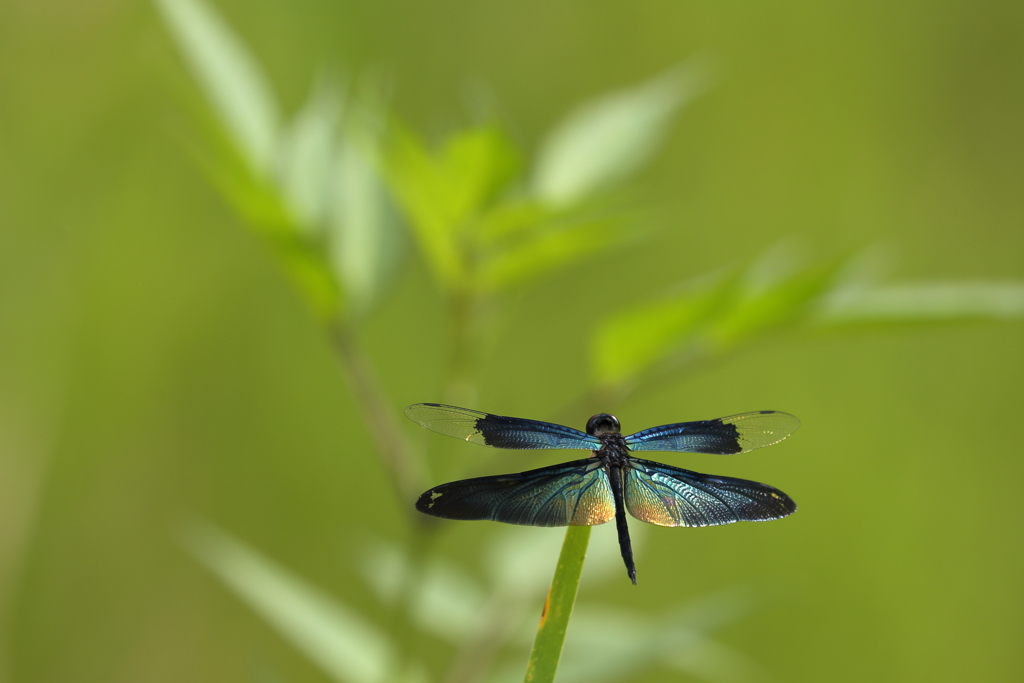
left=2, top=0, right=1024, bottom=682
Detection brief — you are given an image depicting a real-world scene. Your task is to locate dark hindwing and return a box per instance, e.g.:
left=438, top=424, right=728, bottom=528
left=623, top=458, right=797, bottom=527
left=625, top=411, right=800, bottom=454
left=415, top=459, right=616, bottom=527
left=405, top=403, right=601, bottom=450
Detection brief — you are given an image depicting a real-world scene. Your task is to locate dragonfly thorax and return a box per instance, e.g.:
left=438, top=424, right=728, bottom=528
left=586, top=413, right=620, bottom=435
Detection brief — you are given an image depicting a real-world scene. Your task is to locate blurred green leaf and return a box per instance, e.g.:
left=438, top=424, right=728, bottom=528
left=654, top=591, right=761, bottom=682
left=276, top=77, right=343, bottom=231
left=485, top=527, right=575, bottom=596
left=477, top=200, right=552, bottom=243
left=443, top=125, right=523, bottom=222
left=497, top=588, right=754, bottom=683
left=531, top=61, right=709, bottom=206
left=478, top=219, right=620, bottom=292
left=198, top=136, right=297, bottom=240
left=819, top=281, right=1024, bottom=324
left=196, top=140, right=343, bottom=320
left=157, top=0, right=345, bottom=320
left=591, top=247, right=848, bottom=389
left=412, top=560, right=488, bottom=644
left=383, top=123, right=521, bottom=290
left=358, top=540, right=409, bottom=605
left=155, top=0, right=281, bottom=175
left=328, top=104, right=402, bottom=312
left=360, top=540, right=486, bottom=644
left=558, top=604, right=756, bottom=683
left=183, top=522, right=394, bottom=683
left=382, top=124, right=463, bottom=287
left=705, top=258, right=846, bottom=350
left=277, top=240, right=345, bottom=322
left=592, top=246, right=1024, bottom=395
left=591, top=273, right=734, bottom=386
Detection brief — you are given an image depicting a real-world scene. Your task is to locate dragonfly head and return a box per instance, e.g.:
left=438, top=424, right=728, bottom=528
left=586, top=413, right=620, bottom=436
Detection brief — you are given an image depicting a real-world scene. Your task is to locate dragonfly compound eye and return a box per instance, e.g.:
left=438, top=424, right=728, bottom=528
left=586, top=413, right=620, bottom=435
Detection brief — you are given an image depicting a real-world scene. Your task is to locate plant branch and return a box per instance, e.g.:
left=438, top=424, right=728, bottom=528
left=330, top=319, right=426, bottom=505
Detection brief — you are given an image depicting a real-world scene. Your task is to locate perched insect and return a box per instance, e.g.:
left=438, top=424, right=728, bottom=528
left=406, top=403, right=798, bottom=584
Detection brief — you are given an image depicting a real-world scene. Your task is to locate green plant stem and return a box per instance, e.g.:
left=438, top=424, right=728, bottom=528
left=444, top=286, right=478, bottom=407
left=523, top=525, right=591, bottom=683
left=331, top=320, right=432, bottom=680
left=330, top=320, right=425, bottom=504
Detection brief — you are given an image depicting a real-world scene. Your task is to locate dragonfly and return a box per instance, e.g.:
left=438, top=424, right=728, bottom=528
left=406, top=403, right=799, bottom=584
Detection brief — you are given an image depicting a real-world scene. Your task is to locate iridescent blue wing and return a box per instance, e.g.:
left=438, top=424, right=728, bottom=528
left=416, top=459, right=616, bottom=526
left=405, top=403, right=601, bottom=450
left=625, top=411, right=800, bottom=454
left=623, top=458, right=796, bottom=527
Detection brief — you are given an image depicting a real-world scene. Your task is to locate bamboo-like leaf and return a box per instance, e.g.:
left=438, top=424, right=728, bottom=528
left=381, top=124, right=463, bottom=287
left=486, top=527, right=573, bottom=596
left=277, top=77, right=343, bottom=231
left=155, top=0, right=281, bottom=175
left=359, top=539, right=488, bottom=644
left=411, top=560, right=488, bottom=643
left=477, top=200, right=552, bottom=243
left=198, top=140, right=297, bottom=240
left=705, top=258, right=846, bottom=350
left=549, top=589, right=753, bottom=683
left=278, top=239, right=346, bottom=322
left=478, top=219, right=620, bottom=292
left=157, top=0, right=343, bottom=318
left=365, top=119, right=534, bottom=296
left=183, top=522, right=393, bottom=683
left=593, top=247, right=1024, bottom=392
left=591, top=250, right=847, bottom=387
left=818, top=281, right=1024, bottom=324
left=328, top=106, right=402, bottom=311
left=590, top=274, right=733, bottom=386
left=383, top=123, right=521, bottom=290
left=532, top=61, right=709, bottom=206
left=188, top=130, right=342, bottom=321
left=441, top=125, right=522, bottom=225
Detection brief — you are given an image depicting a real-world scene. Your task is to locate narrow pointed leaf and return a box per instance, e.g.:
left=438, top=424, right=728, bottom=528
left=556, top=590, right=753, bottom=683
left=591, top=274, right=732, bottom=386
left=532, top=61, right=708, bottom=206
left=819, top=281, right=1024, bottom=324
left=358, top=540, right=488, bottom=644
left=195, top=145, right=343, bottom=319
left=477, top=200, right=552, bottom=243
left=183, top=522, right=391, bottom=683
left=705, top=258, right=846, bottom=349
left=383, top=123, right=521, bottom=289
left=277, top=78, right=342, bottom=230
left=155, top=0, right=281, bottom=174
left=411, top=560, right=488, bottom=643
left=329, top=119, right=402, bottom=310
left=441, top=125, right=522, bottom=224
left=382, top=124, right=464, bottom=287
left=479, top=219, right=620, bottom=292
left=592, top=252, right=847, bottom=387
